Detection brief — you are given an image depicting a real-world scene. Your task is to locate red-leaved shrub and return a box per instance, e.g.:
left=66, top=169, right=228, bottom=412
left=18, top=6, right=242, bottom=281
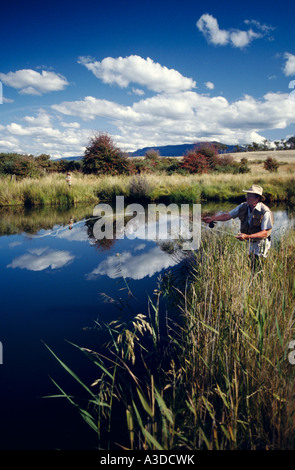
left=180, top=151, right=210, bottom=173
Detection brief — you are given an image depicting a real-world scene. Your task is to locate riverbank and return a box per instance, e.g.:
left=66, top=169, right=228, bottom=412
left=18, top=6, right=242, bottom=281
left=0, top=170, right=295, bottom=207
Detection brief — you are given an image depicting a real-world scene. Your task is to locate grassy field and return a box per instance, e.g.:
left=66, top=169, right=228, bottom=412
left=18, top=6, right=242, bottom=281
left=133, top=149, right=295, bottom=163
left=230, top=149, right=295, bottom=163
left=0, top=153, right=295, bottom=207
left=132, top=149, right=295, bottom=163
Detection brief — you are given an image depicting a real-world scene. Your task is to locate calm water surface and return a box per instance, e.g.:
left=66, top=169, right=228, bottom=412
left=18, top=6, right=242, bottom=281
left=0, top=202, right=293, bottom=449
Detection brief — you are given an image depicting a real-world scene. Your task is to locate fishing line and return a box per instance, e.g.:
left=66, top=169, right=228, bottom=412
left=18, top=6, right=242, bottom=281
left=28, top=216, right=101, bottom=239
left=29, top=218, right=235, bottom=239
left=201, top=222, right=237, bottom=237
left=28, top=212, right=129, bottom=239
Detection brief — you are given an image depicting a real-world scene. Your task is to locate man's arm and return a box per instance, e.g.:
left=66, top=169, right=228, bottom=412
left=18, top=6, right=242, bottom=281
left=202, top=213, right=232, bottom=224
left=236, top=229, right=271, bottom=241
left=237, top=210, right=273, bottom=241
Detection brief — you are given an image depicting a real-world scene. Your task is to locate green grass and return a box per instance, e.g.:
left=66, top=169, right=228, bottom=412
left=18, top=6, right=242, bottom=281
left=45, top=227, right=295, bottom=450
left=1, top=171, right=295, bottom=207
left=0, top=174, right=99, bottom=206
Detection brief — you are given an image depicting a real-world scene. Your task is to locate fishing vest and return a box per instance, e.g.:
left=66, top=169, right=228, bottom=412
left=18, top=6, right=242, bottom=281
left=238, top=202, right=273, bottom=237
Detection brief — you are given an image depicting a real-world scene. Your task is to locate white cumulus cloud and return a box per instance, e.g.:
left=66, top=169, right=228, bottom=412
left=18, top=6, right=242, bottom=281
left=197, top=14, right=229, bottom=46
left=196, top=13, right=266, bottom=49
left=51, top=89, right=295, bottom=151
left=0, top=69, right=69, bottom=95
left=2, top=111, right=91, bottom=157
left=205, top=81, right=215, bottom=90
left=78, top=55, right=196, bottom=93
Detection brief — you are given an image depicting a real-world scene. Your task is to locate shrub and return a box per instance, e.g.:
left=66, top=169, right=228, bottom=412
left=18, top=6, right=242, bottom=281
left=0, top=153, right=43, bottom=178
left=180, top=151, right=210, bottom=174
left=13, top=157, right=42, bottom=178
left=128, top=175, right=152, bottom=200
left=197, top=143, right=222, bottom=169
left=264, top=157, right=279, bottom=172
left=238, top=157, right=251, bottom=173
left=160, top=157, right=181, bottom=175
left=180, top=143, right=231, bottom=174
left=144, top=149, right=160, bottom=161
left=35, top=154, right=51, bottom=171
left=83, top=132, right=130, bottom=175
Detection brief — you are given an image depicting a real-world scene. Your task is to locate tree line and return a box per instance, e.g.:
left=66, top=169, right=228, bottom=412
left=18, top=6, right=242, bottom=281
left=242, top=136, right=295, bottom=152
left=0, top=152, right=82, bottom=178
left=1, top=132, right=292, bottom=179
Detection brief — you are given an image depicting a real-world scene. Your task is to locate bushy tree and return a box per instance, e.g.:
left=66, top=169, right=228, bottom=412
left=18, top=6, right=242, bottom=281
left=180, top=143, right=222, bottom=174
left=13, top=156, right=42, bottom=178
left=286, top=136, right=295, bottom=149
left=197, top=143, right=222, bottom=169
left=144, top=149, right=160, bottom=161
left=180, top=143, right=250, bottom=175
left=35, top=154, right=51, bottom=170
left=0, top=153, right=42, bottom=178
left=180, top=151, right=210, bottom=174
left=83, top=132, right=130, bottom=175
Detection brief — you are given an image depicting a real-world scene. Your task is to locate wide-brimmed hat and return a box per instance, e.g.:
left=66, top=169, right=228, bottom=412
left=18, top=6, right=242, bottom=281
left=242, top=184, right=265, bottom=199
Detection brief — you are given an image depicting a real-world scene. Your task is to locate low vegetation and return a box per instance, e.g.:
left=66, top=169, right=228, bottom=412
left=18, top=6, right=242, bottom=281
left=1, top=171, right=295, bottom=207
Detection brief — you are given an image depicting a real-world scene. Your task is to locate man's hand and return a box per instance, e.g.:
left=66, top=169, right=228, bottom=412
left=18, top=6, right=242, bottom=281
left=202, top=216, right=214, bottom=224
left=235, top=232, right=248, bottom=241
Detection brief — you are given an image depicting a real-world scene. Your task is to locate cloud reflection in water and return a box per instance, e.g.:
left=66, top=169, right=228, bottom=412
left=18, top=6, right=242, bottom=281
left=7, top=247, right=75, bottom=272
left=86, top=245, right=179, bottom=281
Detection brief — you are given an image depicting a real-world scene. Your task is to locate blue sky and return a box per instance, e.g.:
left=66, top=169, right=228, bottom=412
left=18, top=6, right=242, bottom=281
left=0, top=0, right=295, bottom=158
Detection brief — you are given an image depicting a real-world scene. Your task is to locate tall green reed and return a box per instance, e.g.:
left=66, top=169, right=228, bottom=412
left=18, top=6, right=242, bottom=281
left=45, top=227, right=295, bottom=450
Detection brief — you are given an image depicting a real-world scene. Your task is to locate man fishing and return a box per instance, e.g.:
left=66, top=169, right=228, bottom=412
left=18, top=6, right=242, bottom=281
left=202, top=184, right=274, bottom=269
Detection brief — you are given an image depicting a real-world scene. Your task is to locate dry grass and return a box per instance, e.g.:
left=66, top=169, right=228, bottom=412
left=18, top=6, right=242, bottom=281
left=130, top=149, right=295, bottom=163
left=130, top=150, right=295, bottom=178
left=229, top=149, right=295, bottom=163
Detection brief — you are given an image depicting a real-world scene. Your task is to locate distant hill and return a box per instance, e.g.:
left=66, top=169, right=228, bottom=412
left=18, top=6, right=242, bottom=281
left=54, top=142, right=245, bottom=161
left=54, top=156, right=82, bottom=161
left=129, top=142, right=244, bottom=157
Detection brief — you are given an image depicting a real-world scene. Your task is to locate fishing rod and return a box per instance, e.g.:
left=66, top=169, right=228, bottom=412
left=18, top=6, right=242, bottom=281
left=202, top=221, right=283, bottom=240
left=201, top=221, right=237, bottom=237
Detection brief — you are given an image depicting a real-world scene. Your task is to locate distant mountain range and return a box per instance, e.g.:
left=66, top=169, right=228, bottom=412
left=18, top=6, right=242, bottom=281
left=129, top=142, right=243, bottom=157
left=55, top=155, right=82, bottom=161
left=56, top=141, right=245, bottom=160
